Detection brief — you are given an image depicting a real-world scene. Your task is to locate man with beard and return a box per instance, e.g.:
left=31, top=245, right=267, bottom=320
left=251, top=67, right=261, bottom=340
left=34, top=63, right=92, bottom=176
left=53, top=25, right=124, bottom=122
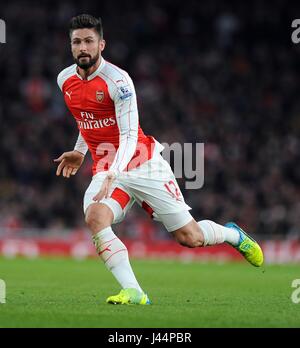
left=55, top=14, right=263, bottom=305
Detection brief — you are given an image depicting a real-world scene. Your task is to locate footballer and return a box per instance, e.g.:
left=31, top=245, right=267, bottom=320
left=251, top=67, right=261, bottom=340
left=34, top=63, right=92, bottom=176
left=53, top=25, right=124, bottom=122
left=55, top=14, right=263, bottom=305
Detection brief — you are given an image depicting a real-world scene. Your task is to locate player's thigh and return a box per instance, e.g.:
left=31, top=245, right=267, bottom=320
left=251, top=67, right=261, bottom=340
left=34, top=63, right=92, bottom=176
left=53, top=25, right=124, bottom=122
left=83, top=173, right=135, bottom=224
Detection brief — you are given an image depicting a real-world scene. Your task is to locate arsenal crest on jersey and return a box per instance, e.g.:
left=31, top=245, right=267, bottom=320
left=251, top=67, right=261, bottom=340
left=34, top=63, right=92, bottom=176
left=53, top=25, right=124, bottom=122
left=96, top=90, right=104, bottom=103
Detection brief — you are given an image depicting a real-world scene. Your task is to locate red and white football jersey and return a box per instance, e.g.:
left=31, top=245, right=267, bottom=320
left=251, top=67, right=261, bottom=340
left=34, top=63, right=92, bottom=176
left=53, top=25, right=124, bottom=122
left=57, top=58, right=156, bottom=175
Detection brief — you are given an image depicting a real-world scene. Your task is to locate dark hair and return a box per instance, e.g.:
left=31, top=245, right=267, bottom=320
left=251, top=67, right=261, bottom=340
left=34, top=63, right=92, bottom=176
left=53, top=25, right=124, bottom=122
left=69, top=14, right=103, bottom=39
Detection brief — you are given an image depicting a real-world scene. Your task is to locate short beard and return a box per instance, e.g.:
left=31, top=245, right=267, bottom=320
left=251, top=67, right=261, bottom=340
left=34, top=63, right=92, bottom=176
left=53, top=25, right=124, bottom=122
left=74, top=52, right=99, bottom=70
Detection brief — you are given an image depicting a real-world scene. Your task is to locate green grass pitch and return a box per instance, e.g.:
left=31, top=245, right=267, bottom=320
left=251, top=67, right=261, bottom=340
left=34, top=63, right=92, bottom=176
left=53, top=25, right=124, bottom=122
left=0, top=257, right=299, bottom=328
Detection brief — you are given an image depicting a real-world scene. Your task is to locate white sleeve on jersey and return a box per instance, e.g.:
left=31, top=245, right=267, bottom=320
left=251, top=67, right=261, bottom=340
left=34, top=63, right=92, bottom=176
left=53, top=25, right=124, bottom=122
left=74, top=132, right=89, bottom=155
left=107, top=73, right=139, bottom=175
left=57, top=64, right=76, bottom=91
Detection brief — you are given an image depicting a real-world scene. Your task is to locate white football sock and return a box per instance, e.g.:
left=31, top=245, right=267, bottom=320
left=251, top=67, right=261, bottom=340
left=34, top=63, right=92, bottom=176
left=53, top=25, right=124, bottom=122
left=198, top=220, right=240, bottom=246
left=92, top=227, right=143, bottom=292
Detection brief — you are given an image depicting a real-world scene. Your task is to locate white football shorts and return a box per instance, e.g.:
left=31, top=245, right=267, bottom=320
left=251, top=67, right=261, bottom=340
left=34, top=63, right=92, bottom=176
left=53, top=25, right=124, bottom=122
left=83, top=143, right=193, bottom=232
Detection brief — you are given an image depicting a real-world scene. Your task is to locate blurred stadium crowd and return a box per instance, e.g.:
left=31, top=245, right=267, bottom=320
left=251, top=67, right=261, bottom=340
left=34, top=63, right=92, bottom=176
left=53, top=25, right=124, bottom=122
left=0, top=0, right=299, bottom=240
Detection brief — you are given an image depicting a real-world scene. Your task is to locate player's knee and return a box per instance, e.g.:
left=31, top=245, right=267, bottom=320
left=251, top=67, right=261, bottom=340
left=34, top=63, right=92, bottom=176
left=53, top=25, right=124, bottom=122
left=85, top=203, right=113, bottom=234
left=173, top=223, right=204, bottom=248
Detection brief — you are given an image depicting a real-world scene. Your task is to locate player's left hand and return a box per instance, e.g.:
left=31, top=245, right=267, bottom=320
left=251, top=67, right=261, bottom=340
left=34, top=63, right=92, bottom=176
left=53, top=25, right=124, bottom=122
left=93, top=171, right=116, bottom=202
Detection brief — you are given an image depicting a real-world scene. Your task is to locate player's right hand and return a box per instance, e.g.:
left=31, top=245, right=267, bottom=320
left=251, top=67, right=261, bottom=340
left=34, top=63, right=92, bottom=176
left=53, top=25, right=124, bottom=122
left=54, top=150, right=85, bottom=178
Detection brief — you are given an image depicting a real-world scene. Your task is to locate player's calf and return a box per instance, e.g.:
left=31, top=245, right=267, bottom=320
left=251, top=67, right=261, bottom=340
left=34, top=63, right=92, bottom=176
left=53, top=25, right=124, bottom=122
left=86, top=203, right=144, bottom=295
left=172, top=220, right=205, bottom=248
left=91, top=225, right=144, bottom=293
left=170, top=217, right=240, bottom=249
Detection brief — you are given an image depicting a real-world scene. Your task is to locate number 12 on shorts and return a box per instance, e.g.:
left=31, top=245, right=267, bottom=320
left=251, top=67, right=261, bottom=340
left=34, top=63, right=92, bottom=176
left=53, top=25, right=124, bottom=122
left=164, top=180, right=182, bottom=201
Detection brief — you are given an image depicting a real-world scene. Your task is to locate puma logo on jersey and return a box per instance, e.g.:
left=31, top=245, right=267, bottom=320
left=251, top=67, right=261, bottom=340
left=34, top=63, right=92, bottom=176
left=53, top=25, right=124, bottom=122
left=65, top=90, right=73, bottom=100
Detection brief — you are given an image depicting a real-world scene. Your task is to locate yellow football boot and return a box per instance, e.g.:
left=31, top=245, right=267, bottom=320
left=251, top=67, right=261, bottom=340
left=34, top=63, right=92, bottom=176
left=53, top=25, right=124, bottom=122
left=225, top=222, right=264, bottom=267
left=106, top=288, right=151, bottom=305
